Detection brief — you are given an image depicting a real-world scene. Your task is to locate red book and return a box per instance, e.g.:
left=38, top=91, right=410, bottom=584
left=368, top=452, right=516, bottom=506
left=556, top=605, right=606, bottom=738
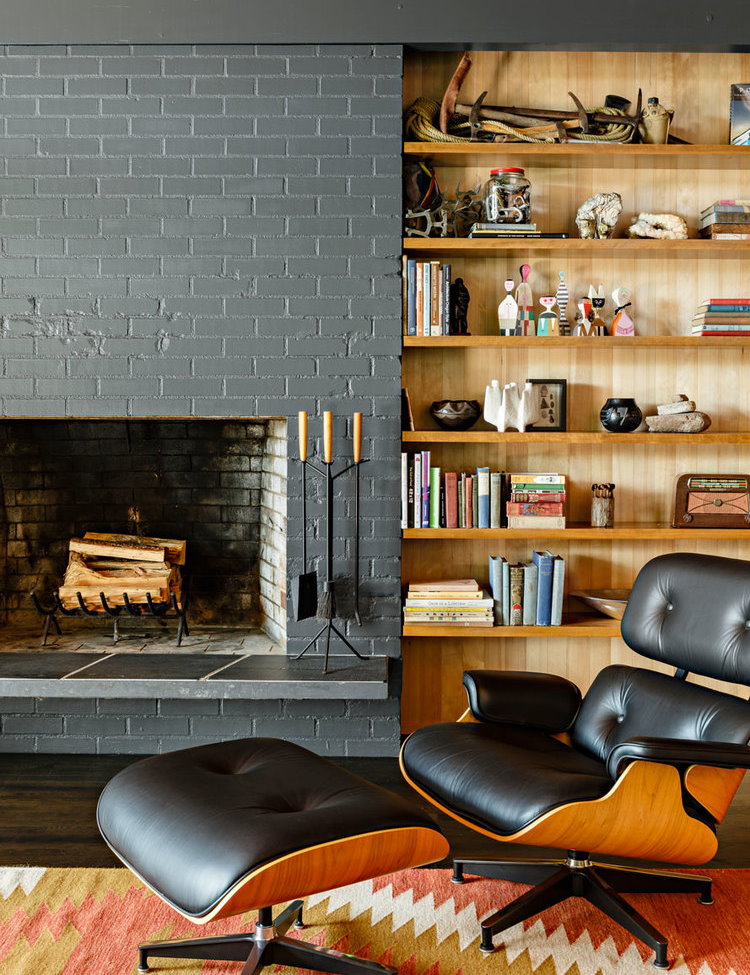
left=445, top=472, right=458, bottom=528
left=510, top=492, right=566, bottom=503
left=465, top=475, right=473, bottom=528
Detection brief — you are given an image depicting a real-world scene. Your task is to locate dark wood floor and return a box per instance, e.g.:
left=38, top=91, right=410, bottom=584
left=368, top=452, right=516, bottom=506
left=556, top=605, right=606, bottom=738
left=2, top=753, right=750, bottom=870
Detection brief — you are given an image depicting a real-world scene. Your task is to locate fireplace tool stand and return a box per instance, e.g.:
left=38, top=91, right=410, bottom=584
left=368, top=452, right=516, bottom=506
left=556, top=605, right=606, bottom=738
left=295, top=411, right=367, bottom=674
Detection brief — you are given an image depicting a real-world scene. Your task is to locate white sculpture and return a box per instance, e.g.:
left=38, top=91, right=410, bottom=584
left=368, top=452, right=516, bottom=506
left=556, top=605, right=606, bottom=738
left=627, top=212, right=688, bottom=239
left=484, top=380, right=541, bottom=432
left=575, top=192, right=623, bottom=239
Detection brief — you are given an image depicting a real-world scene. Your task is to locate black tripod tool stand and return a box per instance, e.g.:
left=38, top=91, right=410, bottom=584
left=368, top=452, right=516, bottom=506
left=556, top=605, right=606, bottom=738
left=295, top=411, right=367, bottom=673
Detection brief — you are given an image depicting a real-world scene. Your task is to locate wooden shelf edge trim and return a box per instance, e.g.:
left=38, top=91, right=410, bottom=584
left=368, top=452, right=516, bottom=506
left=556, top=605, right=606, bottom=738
left=403, top=526, right=750, bottom=540
left=402, top=431, right=750, bottom=444
left=403, top=238, right=750, bottom=253
left=403, top=617, right=621, bottom=638
left=403, top=335, right=750, bottom=348
left=404, top=141, right=750, bottom=159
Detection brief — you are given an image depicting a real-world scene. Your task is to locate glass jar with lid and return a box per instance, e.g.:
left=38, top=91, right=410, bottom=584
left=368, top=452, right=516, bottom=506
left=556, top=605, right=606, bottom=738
left=484, top=167, right=531, bottom=224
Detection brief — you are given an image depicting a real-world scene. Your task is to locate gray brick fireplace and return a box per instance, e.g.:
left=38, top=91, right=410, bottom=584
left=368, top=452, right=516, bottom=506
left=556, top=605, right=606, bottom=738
left=0, top=43, right=403, bottom=756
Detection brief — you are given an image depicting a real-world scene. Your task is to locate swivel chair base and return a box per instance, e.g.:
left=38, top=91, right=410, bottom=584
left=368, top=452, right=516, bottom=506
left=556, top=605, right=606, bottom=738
left=452, top=852, right=714, bottom=970
left=138, top=901, right=397, bottom=975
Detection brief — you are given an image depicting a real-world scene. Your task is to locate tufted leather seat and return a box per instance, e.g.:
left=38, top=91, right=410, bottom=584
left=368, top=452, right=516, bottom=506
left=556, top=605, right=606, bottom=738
left=98, top=737, right=448, bottom=975
left=401, top=553, right=750, bottom=969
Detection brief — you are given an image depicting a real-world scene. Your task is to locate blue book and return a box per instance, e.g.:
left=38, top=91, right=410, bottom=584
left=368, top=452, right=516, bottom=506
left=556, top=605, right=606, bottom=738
left=522, top=563, right=538, bottom=625
left=488, top=554, right=506, bottom=625
left=406, top=259, right=417, bottom=335
left=476, top=467, right=490, bottom=529
left=532, top=549, right=555, bottom=626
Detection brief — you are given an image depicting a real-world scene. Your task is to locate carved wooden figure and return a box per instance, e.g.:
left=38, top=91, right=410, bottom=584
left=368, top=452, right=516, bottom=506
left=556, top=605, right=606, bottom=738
left=574, top=298, right=595, bottom=336
left=555, top=271, right=570, bottom=335
left=611, top=286, right=636, bottom=336
left=589, top=283, right=609, bottom=335
left=515, top=264, right=535, bottom=336
left=497, top=278, right=519, bottom=336
left=537, top=296, right=559, bottom=336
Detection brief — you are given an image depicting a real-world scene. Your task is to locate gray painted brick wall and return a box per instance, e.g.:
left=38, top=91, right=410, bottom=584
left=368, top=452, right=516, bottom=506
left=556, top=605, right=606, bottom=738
left=0, top=43, right=404, bottom=755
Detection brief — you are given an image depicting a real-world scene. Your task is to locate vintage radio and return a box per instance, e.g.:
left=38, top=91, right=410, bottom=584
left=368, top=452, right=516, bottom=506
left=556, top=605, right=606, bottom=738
left=672, top=474, right=750, bottom=528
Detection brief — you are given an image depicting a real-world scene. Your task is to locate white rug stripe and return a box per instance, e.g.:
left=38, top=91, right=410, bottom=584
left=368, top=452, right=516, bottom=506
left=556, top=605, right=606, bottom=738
left=0, top=866, right=47, bottom=898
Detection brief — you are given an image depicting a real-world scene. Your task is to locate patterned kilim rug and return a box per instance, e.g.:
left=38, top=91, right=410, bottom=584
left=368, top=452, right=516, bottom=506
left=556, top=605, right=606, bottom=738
left=1, top=865, right=748, bottom=975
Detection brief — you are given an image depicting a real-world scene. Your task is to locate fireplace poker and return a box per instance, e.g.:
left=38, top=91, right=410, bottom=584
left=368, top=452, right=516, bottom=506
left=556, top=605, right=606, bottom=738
left=290, top=411, right=318, bottom=622
left=353, top=412, right=362, bottom=626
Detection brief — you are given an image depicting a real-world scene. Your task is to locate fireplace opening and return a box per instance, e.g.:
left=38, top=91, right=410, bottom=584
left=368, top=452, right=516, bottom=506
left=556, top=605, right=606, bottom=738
left=0, top=418, right=287, bottom=653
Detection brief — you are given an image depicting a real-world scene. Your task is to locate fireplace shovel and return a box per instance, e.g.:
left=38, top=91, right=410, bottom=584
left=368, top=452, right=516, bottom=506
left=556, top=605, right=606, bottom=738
left=290, top=411, right=318, bottom=621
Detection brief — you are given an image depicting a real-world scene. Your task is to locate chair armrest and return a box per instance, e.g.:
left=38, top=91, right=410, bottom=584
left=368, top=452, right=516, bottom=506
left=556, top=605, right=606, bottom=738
left=462, top=670, right=581, bottom=732
left=607, top=736, right=750, bottom=781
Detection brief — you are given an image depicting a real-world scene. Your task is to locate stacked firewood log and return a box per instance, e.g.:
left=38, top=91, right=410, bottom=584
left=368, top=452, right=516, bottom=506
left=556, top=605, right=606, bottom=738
left=58, top=532, right=186, bottom=610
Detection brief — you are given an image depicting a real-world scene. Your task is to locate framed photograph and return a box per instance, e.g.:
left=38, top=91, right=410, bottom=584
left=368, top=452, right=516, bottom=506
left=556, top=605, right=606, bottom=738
left=525, top=379, right=567, bottom=432
left=730, top=84, right=750, bottom=145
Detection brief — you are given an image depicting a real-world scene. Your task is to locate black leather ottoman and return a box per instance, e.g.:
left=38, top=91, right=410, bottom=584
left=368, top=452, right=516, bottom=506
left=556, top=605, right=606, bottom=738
left=98, top=737, right=448, bottom=975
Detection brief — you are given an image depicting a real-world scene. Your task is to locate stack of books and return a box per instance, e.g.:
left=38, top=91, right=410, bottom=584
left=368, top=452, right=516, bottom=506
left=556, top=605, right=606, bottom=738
left=692, top=298, right=750, bottom=336
left=488, top=552, right=565, bottom=626
left=403, top=579, right=494, bottom=627
left=699, top=201, right=750, bottom=239
left=468, top=223, right=569, bottom=240
left=506, top=473, right=566, bottom=529
left=403, top=259, right=452, bottom=336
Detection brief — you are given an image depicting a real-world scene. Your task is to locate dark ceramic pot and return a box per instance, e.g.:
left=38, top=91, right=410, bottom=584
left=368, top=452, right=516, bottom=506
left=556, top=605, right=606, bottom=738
left=599, top=397, right=643, bottom=433
left=429, top=399, right=481, bottom=431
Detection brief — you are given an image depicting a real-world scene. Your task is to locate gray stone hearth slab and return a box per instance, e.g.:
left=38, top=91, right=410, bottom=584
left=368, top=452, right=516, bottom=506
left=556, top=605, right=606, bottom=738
left=0, top=652, right=389, bottom=700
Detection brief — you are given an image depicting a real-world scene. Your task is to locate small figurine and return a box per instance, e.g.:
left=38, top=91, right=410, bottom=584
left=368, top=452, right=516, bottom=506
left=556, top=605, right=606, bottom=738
left=574, top=297, right=595, bottom=336
left=555, top=271, right=570, bottom=335
left=611, top=287, right=635, bottom=336
left=514, top=264, right=535, bottom=336
left=497, top=278, right=519, bottom=336
left=449, top=277, right=471, bottom=335
left=483, top=379, right=502, bottom=427
left=537, top=296, right=559, bottom=336
left=588, top=283, right=608, bottom=335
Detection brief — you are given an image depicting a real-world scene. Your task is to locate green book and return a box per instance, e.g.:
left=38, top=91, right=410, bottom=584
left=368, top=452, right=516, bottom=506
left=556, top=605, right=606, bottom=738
left=429, top=466, right=441, bottom=527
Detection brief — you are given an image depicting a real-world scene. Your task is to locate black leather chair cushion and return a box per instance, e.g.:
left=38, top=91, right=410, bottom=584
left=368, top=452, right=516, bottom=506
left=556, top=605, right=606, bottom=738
left=463, top=670, right=581, bottom=732
left=98, top=737, right=441, bottom=919
left=572, top=665, right=750, bottom=765
left=401, top=721, right=612, bottom=836
left=622, top=553, right=750, bottom=683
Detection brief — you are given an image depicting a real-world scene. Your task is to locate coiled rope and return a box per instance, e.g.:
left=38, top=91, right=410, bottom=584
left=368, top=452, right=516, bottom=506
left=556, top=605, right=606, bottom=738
left=405, top=98, right=634, bottom=145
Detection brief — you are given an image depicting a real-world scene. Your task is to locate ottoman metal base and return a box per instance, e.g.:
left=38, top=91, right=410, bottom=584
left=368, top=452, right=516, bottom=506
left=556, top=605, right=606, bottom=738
left=138, top=900, right=397, bottom=975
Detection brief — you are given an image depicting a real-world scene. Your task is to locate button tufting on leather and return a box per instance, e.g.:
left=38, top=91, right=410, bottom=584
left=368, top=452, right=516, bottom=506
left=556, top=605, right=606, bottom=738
left=666, top=603, right=673, bottom=611
left=745, top=621, right=750, bottom=629
left=616, top=714, right=625, bottom=723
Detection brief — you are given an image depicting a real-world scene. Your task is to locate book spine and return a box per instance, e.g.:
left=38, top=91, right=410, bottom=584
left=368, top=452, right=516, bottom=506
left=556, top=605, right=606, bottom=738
left=522, top=563, right=538, bottom=626
left=477, top=467, right=490, bottom=529
left=510, top=474, right=566, bottom=485
left=510, top=491, right=566, bottom=502
left=472, top=475, right=478, bottom=527
left=458, top=474, right=465, bottom=529
left=509, top=564, right=524, bottom=625
left=405, top=599, right=492, bottom=608
left=429, top=466, right=441, bottom=527
left=445, top=472, right=458, bottom=529
left=551, top=556, right=565, bottom=626
left=489, top=555, right=503, bottom=625
left=442, top=264, right=451, bottom=334
left=400, top=452, right=408, bottom=529
left=430, top=261, right=441, bottom=336
left=422, top=262, right=430, bottom=336
left=533, top=551, right=554, bottom=626
left=490, top=472, right=502, bottom=529
left=407, top=455, right=415, bottom=527
left=507, top=515, right=566, bottom=529
left=506, top=502, right=565, bottom=515
left=465, top=474, right=473, bottom=528
left=406, top=259, right=417, bottom=336
left=502, top=559, right=510, bottom=625
left=412, top=452, right=421, bottom=529
left=415, top=262, right=424, bottom=336
left=421, top=450, right=430, bottom=528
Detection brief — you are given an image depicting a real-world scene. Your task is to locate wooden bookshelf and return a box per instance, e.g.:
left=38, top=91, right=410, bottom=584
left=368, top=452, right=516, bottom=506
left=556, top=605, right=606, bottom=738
left=403, top=615, right=620, bottom=638
left=404, top=525, right=750, bottom=540
left=400, top=48, right=750, bottom=732
left=403, top=431, right=750, bottom=445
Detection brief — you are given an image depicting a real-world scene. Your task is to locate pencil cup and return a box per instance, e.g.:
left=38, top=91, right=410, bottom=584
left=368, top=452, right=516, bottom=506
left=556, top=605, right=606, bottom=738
left=591, top=497, right=614, bottom=528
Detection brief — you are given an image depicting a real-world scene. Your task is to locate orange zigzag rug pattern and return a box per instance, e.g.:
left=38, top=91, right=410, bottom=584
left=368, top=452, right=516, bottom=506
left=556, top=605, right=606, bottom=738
left=1, top=865, right=748, bottom=975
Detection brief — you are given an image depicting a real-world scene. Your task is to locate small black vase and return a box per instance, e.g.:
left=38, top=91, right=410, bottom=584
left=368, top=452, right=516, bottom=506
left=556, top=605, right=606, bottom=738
left=429, top=400, right=481, bottom=431
left=600, top=397, right=643, bottom=433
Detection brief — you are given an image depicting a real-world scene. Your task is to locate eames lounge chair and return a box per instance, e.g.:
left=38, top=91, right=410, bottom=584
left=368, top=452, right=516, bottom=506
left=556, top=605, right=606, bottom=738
left=401, top=552, right=750, bottom=968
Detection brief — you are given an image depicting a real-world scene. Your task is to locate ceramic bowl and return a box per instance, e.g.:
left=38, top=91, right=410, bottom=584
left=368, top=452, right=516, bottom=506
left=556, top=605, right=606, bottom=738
left=571, top=589, right=631, bottom=620
left=429, top=400, right=481, bottom=431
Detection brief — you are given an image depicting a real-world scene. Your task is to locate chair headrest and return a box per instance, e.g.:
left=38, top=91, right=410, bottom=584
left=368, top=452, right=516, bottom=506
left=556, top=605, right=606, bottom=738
left=622, top=553, right=750, bottom=685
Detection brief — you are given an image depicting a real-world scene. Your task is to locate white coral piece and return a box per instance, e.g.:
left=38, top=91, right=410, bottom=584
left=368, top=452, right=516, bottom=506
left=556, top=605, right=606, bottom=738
left=627, top=212, right=688, bottom=239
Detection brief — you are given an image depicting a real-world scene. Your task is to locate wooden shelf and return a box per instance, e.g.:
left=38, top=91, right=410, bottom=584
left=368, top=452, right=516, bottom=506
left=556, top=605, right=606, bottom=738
left=403, top=431, right=750, bottom=445
left=403, top=238, right=750, bottom=256
left=403, top=335, right=750, bottom=348
left=403, top=524, right=750, bottom=540
left=403, top=614, right=620, bottom=638
left=404, top=142, right=750, bottom=166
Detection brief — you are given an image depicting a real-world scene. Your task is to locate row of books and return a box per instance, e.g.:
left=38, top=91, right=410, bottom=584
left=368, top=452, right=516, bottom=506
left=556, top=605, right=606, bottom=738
left=403, top=259, right=452, bottom=336
left=692, top=297, right=750, bottom=335
left=400, top=456, right=567, bottom=530
left=489, top=552, right=566, bottom=626
left=699, top=200, right=750, bottom=239
left=403, top=578, right=493, bottom=626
